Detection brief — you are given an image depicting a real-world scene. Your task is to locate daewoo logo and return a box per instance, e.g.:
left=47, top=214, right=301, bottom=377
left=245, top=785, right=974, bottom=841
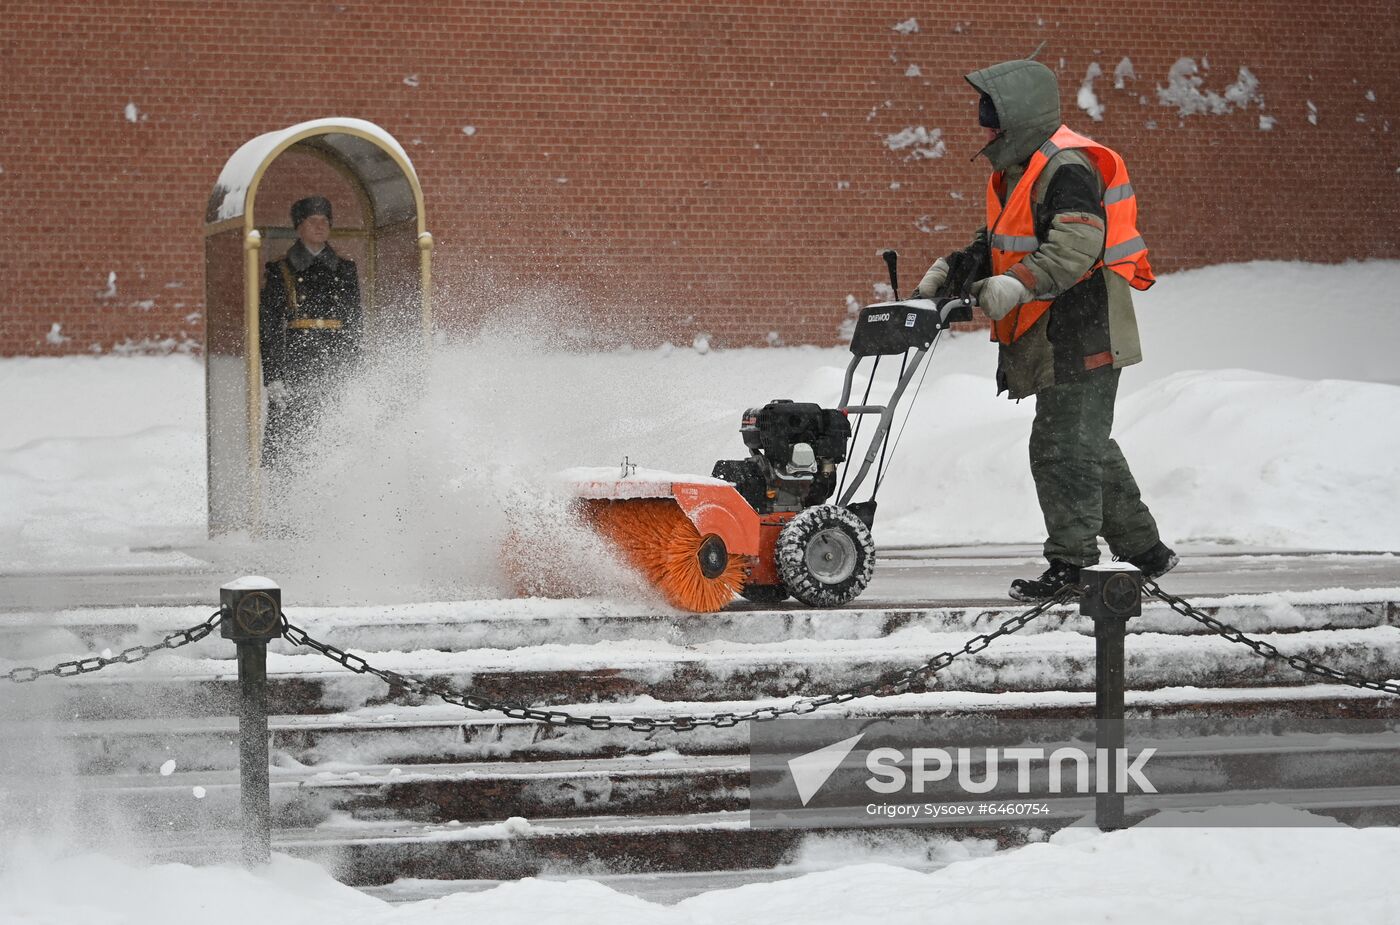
left=867, top=312, right=891, bottom=323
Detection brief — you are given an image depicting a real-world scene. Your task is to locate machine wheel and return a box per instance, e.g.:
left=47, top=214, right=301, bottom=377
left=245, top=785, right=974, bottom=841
left=739, top=583, right=790, bottom=604
left=775, top=505, right=875, bottom=607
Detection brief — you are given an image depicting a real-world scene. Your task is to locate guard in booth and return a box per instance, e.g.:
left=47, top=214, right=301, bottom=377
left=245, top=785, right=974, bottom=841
left=258, top=195, right=363, bottom=467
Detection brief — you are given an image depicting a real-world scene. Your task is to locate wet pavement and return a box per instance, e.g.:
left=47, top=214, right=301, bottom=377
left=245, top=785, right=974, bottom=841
left=2, top=544, right=1396, bottom=614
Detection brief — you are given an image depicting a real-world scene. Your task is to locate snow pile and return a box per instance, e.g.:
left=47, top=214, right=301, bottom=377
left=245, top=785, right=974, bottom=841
left=884, top=126, right=946, bottom=160
left=1115, top=373, right=1398, bottom=547
left=1132, top=261, right=1400, bottom=385
left=0, top=356, right=207, bottom=570
left=1077, top=63, right=1105, bottom=121
left=3, top=806, right=1400, bottom=922
left=1, top=262, right=1398, bottom=594
left=1113, top=57, right=1135, bottom=90
left=1157, top=58, right=1265, bottom=117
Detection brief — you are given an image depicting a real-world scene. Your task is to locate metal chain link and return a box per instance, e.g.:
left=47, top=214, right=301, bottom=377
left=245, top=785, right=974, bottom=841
left=3, top=611, right=224, bottom=684
left=1144, top=579, right=1400, bottom=695
left=281, top=585, right=1076, bottom=730
left=9, top=578, right=1390, bottom=709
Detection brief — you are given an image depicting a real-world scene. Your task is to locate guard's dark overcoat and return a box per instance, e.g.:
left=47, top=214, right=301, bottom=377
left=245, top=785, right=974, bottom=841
left=257, top=240, right=362, bottom=466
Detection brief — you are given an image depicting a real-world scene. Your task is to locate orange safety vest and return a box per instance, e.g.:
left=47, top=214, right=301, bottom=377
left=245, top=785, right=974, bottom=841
left=985, top=125, right=1155, bottom=345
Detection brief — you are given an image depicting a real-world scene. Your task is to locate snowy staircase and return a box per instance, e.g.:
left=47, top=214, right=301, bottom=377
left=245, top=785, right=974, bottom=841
left=4, top=588, right=1400, bottom=886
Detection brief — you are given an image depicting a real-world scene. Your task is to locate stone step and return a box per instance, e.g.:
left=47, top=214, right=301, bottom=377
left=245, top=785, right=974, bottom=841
left=41, top=754, right=746, bottom=831
left=142, top=784, right=1400, bottom=884
left=9, top=571, right=1397, bottom=892
left=357, top=862, right=968, bottom=906
left=7, top=625, right=1399, bottom=720
left=38, top=730, right=1400, bottom=831
left=3, top=595, right=1395, bottom=659
left=6, top=685, right=1400, bottom=775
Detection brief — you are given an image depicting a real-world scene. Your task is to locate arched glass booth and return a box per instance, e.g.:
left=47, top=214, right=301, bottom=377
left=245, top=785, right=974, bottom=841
left=203, top=118, right=432, bottom=535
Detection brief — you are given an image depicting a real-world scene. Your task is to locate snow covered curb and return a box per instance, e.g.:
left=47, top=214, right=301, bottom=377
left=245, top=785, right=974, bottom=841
left=4, top=803, right=1400, bottom=923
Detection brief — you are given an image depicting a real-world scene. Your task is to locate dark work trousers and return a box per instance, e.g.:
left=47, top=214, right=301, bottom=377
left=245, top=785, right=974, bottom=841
left=1028, top=368, right=1160, bottom=566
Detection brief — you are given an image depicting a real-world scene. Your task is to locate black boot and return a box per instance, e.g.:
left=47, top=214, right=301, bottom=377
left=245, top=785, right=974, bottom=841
left=1009, top=560, right=1082, bottom=602
left=1125, top=541, right=1179, bottom=580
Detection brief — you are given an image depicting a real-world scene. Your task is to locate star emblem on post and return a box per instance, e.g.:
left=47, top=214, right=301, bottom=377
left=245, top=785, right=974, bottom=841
left=234, top=591, right=281, bottom=638
left=1102, top=572, right=1141, bottom=616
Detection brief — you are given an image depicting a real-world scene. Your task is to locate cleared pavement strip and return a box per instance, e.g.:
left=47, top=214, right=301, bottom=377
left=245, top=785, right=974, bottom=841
left=4, top=595, right=1398, bottom=655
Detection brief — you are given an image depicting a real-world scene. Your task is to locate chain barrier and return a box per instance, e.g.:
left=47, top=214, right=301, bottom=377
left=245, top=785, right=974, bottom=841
left=3, top=611, right=224, bottom=684
left=11, top=581, right=1393, bottom=710
left=1145, top=579, right=1400, bottom=696
left=282, top=584, right=1078, bottom=730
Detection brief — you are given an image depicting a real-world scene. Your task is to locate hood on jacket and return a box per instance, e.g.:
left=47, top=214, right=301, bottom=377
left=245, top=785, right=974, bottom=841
left=966, top=59, right=1061, bottom=172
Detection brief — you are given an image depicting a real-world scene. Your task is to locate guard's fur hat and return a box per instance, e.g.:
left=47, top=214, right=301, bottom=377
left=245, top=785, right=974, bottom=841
left=290, top=196, right=333, bottom=228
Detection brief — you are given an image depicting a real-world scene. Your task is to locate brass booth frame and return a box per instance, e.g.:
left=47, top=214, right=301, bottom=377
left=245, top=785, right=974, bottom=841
left=203, top=118, right=433, bottom=536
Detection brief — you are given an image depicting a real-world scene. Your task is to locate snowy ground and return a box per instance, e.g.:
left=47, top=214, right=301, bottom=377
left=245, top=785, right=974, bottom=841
left=3, top=261, right=1400, bottom=921
left=3, top=806, right=1399, bottom=923
left=2, top=261, right=1398, bottom=597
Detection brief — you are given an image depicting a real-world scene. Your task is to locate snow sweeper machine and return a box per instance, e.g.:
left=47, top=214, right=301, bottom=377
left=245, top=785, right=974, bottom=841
left=568, top=251, right=976, bottom=613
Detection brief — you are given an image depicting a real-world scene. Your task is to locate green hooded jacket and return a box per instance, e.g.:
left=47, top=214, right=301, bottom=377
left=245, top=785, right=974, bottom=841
left=963, top=59, right=1143, bottom=399
left=967, top=59, right=1062, bottom=173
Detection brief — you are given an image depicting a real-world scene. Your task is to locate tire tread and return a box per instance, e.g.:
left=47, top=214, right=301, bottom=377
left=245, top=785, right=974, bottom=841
left=775, top=505, right=875, bottom=607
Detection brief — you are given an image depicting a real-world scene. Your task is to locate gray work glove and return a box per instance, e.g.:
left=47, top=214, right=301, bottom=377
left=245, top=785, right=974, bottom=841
left=910, top=257, right=951, bottom=299
left=265, top=379, right=289, bottom=411
left=969, top=274, right=1031, bottom=321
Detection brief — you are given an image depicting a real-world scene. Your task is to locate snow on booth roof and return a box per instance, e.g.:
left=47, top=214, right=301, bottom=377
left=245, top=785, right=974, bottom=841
left=205, top=117, right=420, bottom=227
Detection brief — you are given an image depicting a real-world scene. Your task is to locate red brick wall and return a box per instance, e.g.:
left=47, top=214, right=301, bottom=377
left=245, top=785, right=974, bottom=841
left=2, top=1, right=1396, bottom=355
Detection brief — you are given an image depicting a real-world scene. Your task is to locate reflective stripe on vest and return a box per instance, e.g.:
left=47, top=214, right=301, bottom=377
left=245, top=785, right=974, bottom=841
left=1103, top=183, right=1135, bottom=205
left=991, top=233, right=1040, bottom=252
left=985, top=125, right=1156, bottom=345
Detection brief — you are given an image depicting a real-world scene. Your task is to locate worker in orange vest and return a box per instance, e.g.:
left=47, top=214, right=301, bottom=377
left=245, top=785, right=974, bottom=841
left=912, top=58, right=1177, bottom=600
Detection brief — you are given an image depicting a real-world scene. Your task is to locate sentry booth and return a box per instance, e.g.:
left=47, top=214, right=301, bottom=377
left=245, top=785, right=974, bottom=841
left=203, top=118, right=432, bottom=535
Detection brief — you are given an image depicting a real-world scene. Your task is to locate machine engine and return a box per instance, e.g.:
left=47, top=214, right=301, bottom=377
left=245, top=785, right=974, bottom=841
left=712, top=399, right=851, bottom=514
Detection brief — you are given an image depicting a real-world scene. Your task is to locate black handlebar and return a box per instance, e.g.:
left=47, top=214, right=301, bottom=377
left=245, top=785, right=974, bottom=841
left=880, top=249, right=899, bottom=300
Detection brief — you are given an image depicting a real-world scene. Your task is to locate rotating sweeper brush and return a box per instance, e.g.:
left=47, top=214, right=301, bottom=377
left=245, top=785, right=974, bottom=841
left=566, top=251, right=974, bottom=612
